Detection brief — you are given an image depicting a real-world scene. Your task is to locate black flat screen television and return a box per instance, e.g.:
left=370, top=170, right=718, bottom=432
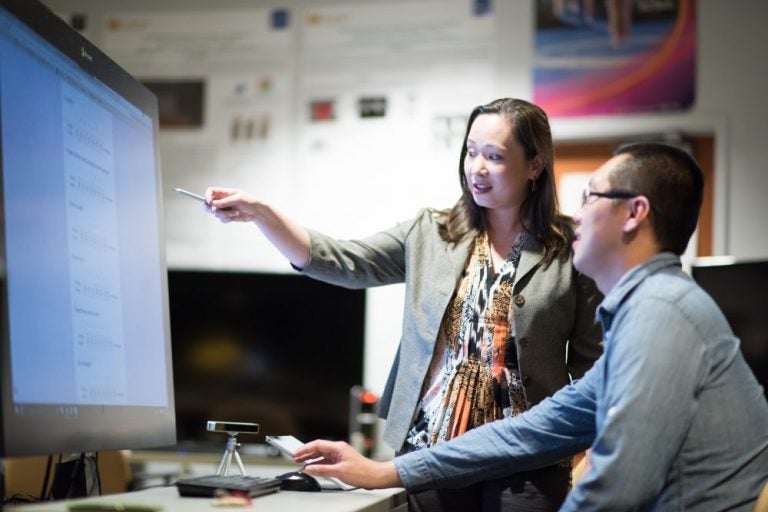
left=167, top=270, right=365, bottom=450
left=0, top=0, right=175, bottom=457
left=691, top=259, right=768, bottom=396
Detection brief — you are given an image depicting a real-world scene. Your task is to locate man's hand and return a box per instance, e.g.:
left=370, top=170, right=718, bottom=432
left=294, top=440, right=402, bottom=489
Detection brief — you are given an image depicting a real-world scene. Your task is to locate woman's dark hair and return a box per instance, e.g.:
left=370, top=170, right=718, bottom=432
left=436, top=98, right=573, bottom=265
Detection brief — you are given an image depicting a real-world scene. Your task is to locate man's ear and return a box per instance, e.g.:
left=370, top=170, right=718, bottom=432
left=622, top=195, right=652, bottom=234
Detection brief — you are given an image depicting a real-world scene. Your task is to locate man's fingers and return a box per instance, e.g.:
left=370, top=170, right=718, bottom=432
left=303, top=463, right=338, bottom=478
left=295, top=440, right=333, bottom=460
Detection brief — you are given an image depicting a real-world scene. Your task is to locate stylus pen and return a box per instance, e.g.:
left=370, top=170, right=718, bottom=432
left=173, top=187, right=207, bottom=203
left=174, top=187, right=234, bottom=211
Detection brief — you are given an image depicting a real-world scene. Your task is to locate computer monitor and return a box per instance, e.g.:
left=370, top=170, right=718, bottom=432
left=691, top=258, right=768, bottom=396
left=0, top=0, right=175, bottom=457
left=167, top=270, right=365, bottom=450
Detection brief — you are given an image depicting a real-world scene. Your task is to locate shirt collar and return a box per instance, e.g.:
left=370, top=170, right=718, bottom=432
left=596, top=252, right=682, bottom=332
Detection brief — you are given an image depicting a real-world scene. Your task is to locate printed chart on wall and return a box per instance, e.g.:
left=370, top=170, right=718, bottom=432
left=100, top=8, right=297, bottom=270
left=295, top=0, right=498, bottom=235
left=533, top=0, right=696, bottom=117
left=96, top=1, right=500, bottom=270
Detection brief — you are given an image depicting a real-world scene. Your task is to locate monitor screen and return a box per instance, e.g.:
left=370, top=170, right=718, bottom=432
left=168, top=270, right=365, bottom=450
left=0, top=0, right=175, bottom=456
left=691, top=259, right=768, bottom=395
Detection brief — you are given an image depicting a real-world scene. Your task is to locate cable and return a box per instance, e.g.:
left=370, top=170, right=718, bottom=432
left=92, top=452, right=102, bottom=496
left=45, top=454, right=63, bottom=501
left=40, top=455, right=53, bottom=501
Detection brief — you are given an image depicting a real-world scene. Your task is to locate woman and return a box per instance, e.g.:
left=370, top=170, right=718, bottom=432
left=205, top=98, right=603, bottom=511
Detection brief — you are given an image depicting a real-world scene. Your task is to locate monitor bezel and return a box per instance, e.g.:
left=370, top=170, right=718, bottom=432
left=0, top=0, right=176, bottom=456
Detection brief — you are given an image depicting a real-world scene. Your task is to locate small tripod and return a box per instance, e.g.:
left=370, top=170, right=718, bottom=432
left=216, top=432, right=247, bottom=476
left=207, top=421, right=260, bottom=476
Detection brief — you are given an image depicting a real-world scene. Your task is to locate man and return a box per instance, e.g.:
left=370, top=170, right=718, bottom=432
left=295, top=143, right=768, bottom=510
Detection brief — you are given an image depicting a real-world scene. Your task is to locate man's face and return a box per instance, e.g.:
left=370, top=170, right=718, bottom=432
left=572, top=155, right=632, bottom=282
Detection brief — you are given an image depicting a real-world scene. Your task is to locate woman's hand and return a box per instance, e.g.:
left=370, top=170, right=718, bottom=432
left=294, top=440, right=402, bottom=490
left=205, top=187, right=261, bottom=223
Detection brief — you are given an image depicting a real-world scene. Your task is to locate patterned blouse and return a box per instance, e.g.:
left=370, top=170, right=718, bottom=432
left=404, top=231, right=528, bottom=450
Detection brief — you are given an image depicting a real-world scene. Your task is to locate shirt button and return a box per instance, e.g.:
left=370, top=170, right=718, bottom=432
left=514, top=294, right=525, bottom=307
left=522, top=375, right=531, bottom=385
left=607, top=406, right=618, bottom=417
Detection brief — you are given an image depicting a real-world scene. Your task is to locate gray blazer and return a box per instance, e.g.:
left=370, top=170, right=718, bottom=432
left=301, top=209, right=603, bottom=450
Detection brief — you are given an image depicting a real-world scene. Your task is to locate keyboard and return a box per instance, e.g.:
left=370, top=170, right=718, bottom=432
left=176, top=474, right=281, bottom=498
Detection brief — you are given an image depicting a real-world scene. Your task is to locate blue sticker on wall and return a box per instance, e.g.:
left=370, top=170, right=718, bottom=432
left=271, top=9, right=290, bottom=29
left=473, top=0, right=492, bottom=16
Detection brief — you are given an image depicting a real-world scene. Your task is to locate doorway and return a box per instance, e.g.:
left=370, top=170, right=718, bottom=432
left=553, top=135, right=714, bottom=257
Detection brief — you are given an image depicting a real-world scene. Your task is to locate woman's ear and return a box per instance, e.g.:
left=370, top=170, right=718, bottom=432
left=530, top=154, right=545, bottom=180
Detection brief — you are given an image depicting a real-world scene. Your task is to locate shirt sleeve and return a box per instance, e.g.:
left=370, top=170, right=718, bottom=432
left=562, top=295, right=709, bottom=511
left=298, top=214, right=421, bottom=288
left=394, top=365, right=600, bottom=492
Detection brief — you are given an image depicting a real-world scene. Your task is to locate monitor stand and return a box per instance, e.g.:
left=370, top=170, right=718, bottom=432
left=49, top=454, right=100, bottom=500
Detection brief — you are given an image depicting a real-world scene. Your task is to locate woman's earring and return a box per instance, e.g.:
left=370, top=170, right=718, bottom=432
left=530, top=178, right=537, bottom=193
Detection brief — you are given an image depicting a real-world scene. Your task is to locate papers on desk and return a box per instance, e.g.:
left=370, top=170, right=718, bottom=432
left=316, top=476, right=358, bottom=491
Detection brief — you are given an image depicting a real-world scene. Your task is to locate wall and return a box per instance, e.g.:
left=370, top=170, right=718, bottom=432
left=42, top=0, right=768, bottom=398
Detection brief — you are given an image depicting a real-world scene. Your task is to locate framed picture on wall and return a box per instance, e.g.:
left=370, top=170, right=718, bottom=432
left=533, top=0, right=697, bottom=117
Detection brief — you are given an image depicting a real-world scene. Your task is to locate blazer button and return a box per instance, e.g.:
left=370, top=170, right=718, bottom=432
left=518, top=337, right=529, bottom=348
left=522, top=375, right=531, bottom=386
left=514, top=294, right=525, bottom=307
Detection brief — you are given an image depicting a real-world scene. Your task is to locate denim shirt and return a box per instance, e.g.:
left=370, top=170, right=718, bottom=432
left=395, top=253, right=768, bottom=511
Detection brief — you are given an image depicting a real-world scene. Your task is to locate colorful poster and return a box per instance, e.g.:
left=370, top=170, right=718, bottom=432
left=534, top=0, right=696, bottom=117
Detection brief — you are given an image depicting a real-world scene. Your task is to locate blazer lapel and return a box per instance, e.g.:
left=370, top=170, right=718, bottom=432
left=436, top=236, right=474, bottom=298
left=516, top=235, right=545, bottom=287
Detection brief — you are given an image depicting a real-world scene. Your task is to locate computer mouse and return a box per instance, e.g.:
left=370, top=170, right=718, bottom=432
left=276, top=470, right=322, bottom=492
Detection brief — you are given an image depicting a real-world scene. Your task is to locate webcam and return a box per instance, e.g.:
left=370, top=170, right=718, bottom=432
left=206, top=420, right=259, bottom=435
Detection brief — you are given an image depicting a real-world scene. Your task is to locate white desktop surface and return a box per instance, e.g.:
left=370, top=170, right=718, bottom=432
left=7, top=485, right=408, bottom=512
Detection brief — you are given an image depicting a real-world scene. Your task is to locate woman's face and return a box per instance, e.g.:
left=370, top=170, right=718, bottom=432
left=463, top=113, right=539, bottom=216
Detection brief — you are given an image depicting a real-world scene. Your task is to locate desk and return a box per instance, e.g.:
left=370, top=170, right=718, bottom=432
left=6, top=485, right=408, bottom=512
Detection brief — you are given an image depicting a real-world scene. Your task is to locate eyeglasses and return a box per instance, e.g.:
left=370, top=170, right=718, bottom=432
left=581, top=189, right=639, bottom=208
